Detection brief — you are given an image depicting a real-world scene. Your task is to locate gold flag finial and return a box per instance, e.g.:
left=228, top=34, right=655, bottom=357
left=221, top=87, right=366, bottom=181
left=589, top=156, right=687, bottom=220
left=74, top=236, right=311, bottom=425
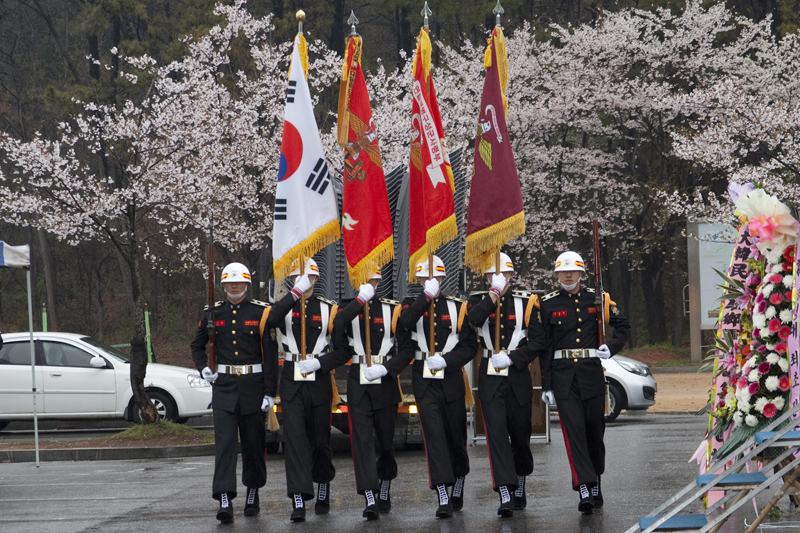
left=493, top=0, right=504, bottom=27
left=421, top=2, right=432, bottom=30
left=348, top=10, right=359, bottom=36
left=296, top=10, right=305, bottom=34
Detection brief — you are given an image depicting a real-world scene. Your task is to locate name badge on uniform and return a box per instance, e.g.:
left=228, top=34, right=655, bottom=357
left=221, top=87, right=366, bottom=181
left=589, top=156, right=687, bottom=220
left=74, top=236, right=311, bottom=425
left=423, top=353, right=445, bottom=380
left=359, top=356, right=383, bottom=385
left=487, top=349, right=509, bottom=377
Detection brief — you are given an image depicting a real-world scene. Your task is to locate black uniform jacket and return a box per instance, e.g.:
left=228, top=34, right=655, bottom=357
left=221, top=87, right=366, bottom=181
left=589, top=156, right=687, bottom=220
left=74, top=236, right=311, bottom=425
left=538, top=287, right=631, bottom=400
left=190, top=298, right=278, bottom=415
left=266, top=292, right=350, bottom=406
left=398, top=292, right=478, bottom=403
left=332, top=297, right=406, bottom=410
left=467, top=290, right=545, bottom=406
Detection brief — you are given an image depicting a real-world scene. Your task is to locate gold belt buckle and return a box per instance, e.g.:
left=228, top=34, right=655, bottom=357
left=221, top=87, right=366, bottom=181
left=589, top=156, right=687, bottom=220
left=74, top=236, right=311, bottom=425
left=569, top=349, right=582, bottom=358
left=232, top=365, right=245, bottom=376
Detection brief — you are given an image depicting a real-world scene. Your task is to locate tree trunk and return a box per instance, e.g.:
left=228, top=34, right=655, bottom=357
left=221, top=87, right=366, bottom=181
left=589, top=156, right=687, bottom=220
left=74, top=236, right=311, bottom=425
left=330, top=0, right=345, bottom=56
left=36, top=229, right=59, bottom=331
left=672, top=248, right=684, bottom=347
left=641, top=250, right=668, bottom=344
left=619, top=257, right=636, bottom=348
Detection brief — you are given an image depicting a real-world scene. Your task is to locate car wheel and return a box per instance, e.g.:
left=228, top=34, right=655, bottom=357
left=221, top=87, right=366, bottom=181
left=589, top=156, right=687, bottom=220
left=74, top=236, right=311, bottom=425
left=132, top=391, right=178, bottom=423
left=606, top=382, right=624, bottom=423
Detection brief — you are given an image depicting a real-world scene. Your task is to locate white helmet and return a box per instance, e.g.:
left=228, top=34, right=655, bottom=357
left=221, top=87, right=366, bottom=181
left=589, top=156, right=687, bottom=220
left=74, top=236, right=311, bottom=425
left=415, top=255, right=446, bottom=278
left=484, top=252, right=514, bottom=274
left=221, top=262, right=252, bottom=284
left=289, top=258, right=320, bottom=277
left=554, top=251, right=585, bottom=272
left=371, top=269, right=382, bottom=280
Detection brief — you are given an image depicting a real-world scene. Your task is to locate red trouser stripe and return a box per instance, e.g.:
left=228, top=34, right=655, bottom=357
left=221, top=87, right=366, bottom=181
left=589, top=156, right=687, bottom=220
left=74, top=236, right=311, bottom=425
left=558, top=416, right=579, bottom=490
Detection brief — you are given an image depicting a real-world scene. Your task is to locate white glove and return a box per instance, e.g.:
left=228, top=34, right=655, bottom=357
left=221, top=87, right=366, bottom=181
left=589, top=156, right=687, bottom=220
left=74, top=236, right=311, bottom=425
left=597, top=344, right=611, bottom=360
left=363, top=364, right=388, bottom=381
left=201, top=366, right=218, bottom=383
left=357, top=283, right=375, bottom=304
left=291, top=274, right=312, bottom=298
left=490, top=273, right=507, bottom=297
left=491, top=351, right=511, bottom=369
left=423, top=278, right=440, bottom=300
left=543, top=390, right=556, bottom=406
left=427, top=354, right=447, bottom=370
left=298, top=358, right=321, bottom=374
left=261, top=395, right=275, bottom=412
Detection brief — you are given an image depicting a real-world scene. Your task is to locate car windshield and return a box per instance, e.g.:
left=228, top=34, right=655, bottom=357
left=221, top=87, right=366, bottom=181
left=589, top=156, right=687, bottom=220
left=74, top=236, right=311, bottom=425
left=80, top=337, right=131, bottom=362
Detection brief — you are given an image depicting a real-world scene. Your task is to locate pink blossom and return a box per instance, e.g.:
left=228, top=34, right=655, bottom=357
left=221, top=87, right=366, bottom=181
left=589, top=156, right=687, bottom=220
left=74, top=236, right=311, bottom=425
left=785, top=291, right=793, bottom=301
left=769, top=274, right=783, bottom=284
left=758, top=301, right=768, bottom=313
left=769, top=319, right=781, bottom=333
left=749, top=382, right=761, bottom=395
left=753, top=329, right=762, bottom=340
left=763, top=403, right=777, bottom=418
left=738, top=377, right=748, bottom=389
left=758, top=362, right=772, bottom=374
left=770, top=293, right=784, bottom=305
left=779, top=326, right=791, bottom=340
left=757, top=344, right=767, bottom=353
left=776, top=342, right=788, bottom=354
left=722, top=354, right=737, bottom=373
left=780, top=376, right=791, bottom=391
left=756, top=292, right=765, bottom=304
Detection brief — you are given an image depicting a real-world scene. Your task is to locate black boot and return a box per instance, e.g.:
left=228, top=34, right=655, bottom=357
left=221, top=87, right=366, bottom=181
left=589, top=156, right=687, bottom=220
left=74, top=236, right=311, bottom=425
left=451, top=476, right=465, bottom=511
left=243, top=487, right=260, bottom=516
left=315, top=482, right=330, bottom=515
left=497, top=485, right=514, bottom=518
left=290, top=493, right=306, bottom=522
left=592, top=477, right=603, bottom=508
left=514, top=475, right=527, bottom=510
left=362, top=490, right=380, bottom=520
left=378, top=479, right=392, bottom=513
left=578, top=484, right=594, bottom=515
left=216, top=492, right=234, bottom=524
left=435, top=484, right=453, bottom=519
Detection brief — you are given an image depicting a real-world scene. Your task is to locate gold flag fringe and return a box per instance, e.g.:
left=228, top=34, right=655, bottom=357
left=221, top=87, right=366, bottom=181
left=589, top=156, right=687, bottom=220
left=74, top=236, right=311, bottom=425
left=409, top=213, right=458, bottom=282
left=347, top=234, right=395, bottom=288
left=288, top=33, right=310, bottom=82
left=483, top=27, right=509, bottom=117
left=408, top=244, right=428, bottom=284
left=337, top=36, right=362, bottom=147
left=331, top=374, right=341, bottom=405
left=464, top=211, right=526, bottom=273
left=274, top=219, right=341, bottom=282
left=462, top=368, right=474, bottom=407
left=412, top=29, right=432, bottom=82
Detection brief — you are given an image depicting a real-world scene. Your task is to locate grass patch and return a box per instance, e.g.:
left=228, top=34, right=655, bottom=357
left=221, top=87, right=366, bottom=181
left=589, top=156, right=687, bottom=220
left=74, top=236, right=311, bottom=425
left=106, top=420, right=212, bottom=442
left=621, top=342, right=691, bottom=358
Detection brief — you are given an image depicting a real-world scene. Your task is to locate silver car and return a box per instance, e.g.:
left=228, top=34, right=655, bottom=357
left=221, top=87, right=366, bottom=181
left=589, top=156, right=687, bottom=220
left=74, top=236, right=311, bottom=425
left=602, top=355, right=657, bottom=422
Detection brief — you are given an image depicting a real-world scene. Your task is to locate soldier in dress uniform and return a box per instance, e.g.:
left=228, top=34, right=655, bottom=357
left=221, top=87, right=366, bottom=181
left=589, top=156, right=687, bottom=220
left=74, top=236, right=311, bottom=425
left=265, top=258, right=349, bottom=522
left=190, top=262, right=277, bottom=524
left=331, top=270, right=405, bottom=520
left=515, top=251, right=630, bottom=514
left=467, top=252, right=545, bottom=517
left=397, top=255, right=478, bottom=518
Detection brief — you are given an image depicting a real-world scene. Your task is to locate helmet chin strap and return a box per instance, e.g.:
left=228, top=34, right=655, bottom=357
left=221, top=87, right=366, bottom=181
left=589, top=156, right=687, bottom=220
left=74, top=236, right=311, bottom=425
left=560, top=280, right=579, bottom=291
left=225, top=289, right=247, bottom=300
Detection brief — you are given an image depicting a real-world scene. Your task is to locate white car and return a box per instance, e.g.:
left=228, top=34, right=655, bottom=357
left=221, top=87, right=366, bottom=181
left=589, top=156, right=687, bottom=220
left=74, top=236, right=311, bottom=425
left=0, top=332, right=212, bottom=429
left=602, top=355, right=657, bottom=422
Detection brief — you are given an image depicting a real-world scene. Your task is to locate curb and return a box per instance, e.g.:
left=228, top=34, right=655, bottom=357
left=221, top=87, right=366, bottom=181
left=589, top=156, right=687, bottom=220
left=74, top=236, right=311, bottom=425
left=0, top=443, right=215, bottom=463
left=650, top=366, right=710, bottom=374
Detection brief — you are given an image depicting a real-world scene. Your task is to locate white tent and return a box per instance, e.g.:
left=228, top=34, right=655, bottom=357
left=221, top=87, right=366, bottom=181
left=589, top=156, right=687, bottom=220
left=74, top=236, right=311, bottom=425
left=0, top=241, right=39, bottom=465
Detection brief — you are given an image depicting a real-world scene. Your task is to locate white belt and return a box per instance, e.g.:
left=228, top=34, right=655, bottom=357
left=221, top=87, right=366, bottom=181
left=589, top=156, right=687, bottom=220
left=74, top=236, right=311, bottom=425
left=414, top=351, right=442, bottom=360
left=281, top=353, right=319, bottom=362
left=217, top=364, right=263, bottom=375
left=554, top=348, right=597, bottom=360
left=351, top=355, right=391, bottom=364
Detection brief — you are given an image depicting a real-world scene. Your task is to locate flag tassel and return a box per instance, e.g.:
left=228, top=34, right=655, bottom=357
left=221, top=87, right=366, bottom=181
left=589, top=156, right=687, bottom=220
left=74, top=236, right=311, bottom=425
left=464, top=211, right=525, bottom=273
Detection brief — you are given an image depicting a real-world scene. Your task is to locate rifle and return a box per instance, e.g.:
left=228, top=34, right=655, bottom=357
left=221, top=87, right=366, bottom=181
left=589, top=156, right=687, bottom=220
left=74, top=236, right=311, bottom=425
left=592, top=196, right=605, bottom=346
left=207, top=225, right=217, bottom=372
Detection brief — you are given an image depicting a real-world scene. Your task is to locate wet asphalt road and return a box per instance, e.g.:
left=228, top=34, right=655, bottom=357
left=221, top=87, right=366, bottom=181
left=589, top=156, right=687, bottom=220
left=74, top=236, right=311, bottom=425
left=0, top=414, right=795, bottom=533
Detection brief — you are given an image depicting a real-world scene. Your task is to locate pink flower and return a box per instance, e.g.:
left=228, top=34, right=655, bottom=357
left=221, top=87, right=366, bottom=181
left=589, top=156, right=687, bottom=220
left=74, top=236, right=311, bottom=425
left=770, top=293, right=784, bottom=305
left=738, top=377, right=748, bottom=389
left=758, top=361, right=772, bottom=374
left=780, top=376, right=791, bottom=391
left=753, top=329, right=762, bottom=340
left=756, top=293, right=765, bottom=304
left=779, top=326, right=791, bottom=340
left=769, top=274, right=783, bottom=284
left=786, top=291, right=793, bottom=301
left=784, top=262, right=793, bottom=272
left=776, top=342, right=788, bottom=354
left=749, top=382, right=761, bottom=395
left=722, top=354, right=737, bottom=373
left=763, top=403, right=777, bottom=418
left=757, top=344, right=767, bottom=353
left=769, top=319, right=781, bottom=333
left=758, top=301, right=768, bottom=313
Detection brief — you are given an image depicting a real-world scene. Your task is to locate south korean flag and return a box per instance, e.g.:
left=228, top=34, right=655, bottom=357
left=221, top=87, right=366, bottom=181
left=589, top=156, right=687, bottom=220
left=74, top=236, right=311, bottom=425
left=273, top=34, right=341, bottom=282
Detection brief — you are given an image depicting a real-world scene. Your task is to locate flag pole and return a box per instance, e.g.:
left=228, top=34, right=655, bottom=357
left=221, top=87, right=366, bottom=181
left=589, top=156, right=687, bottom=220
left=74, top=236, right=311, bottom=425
left=27, top=268, right=40, bottom=467
left=296, top=10, right=308, bottom=371
left=492, top=1, right=504, bottom=358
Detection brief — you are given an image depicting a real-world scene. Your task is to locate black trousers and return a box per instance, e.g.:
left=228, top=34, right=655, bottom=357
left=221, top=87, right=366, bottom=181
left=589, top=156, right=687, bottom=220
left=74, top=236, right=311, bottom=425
left=282, top=384, right=335, bottom=499
left=416, top=381, right=470, bottom=489
left=212, top=404, right=266, bottom=499
left=556, top=376, right=605, bottom=490
left=348, top=394, right=398, bottom=494
left=480, top=379, right=534, bottom=491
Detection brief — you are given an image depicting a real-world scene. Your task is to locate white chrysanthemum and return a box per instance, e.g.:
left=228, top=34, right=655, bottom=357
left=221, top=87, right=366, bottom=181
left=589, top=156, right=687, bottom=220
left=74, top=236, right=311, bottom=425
left=772, top=263, right=785, bottom=273
left=737, top=390, right=751, bottom=405
left=779, top=359, right=789, bottom=372
left=774, top=397, right=786, bottom=410
left=762, top=284, right=774, bottom=297
left=753, top=314, right=767, bottom=329
left=765, top=247, right=785, bottom=264
left=733, top=412, right=744, bottom=426
left=725, top=392, right=735, bottom=404
left=767, top=343, right=776, bottom=350
left=765, top=376, right=780, bottom=392
left=784, top=275, right=794, bottom=287
left=746, top=414, right=759, bottom=427
left=767, top=353, right=780, bottom=364
left=780, top=309, right=793, bottom=323
left=755, top=397, right=769, bottom=413
left=766, top=307, right=777, bottom=319
left=749, top=369, right=761, bottom=382
left=739, top=400, right=751, bottom=413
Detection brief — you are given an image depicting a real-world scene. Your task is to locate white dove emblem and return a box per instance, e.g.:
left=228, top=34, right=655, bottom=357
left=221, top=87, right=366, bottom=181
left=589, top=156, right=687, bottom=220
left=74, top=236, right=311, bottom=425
left=343, top=212, right=359, bottom=230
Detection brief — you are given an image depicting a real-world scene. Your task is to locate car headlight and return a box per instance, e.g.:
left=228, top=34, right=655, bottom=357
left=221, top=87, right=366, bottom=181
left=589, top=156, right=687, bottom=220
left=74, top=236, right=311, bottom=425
left=617, top=360, right=651, bottom=377
left=187, top=374, right=211, bottom=388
